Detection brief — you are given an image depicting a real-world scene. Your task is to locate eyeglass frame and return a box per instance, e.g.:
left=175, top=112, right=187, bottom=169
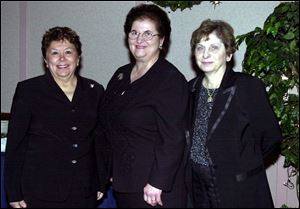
left=128, top=30, right=160, bottom=41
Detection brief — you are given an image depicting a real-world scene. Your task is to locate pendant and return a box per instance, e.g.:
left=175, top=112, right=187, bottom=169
left=207, top=96, right=213, bottom=103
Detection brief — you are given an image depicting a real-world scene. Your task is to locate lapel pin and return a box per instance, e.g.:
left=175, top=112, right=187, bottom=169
left=118, top=73, right=123, bottom=80
left=90, top=83, right=94, bottom=88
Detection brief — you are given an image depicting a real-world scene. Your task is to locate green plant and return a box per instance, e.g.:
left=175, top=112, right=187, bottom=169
left=152, top=1, right=220, bottom=11
left=236, top=1, right=299, bottom=202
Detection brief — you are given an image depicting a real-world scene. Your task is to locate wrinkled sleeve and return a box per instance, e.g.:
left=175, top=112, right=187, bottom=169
left=4, top=83, right=31, bottom=202
left=248, top=77, right=283, bottom=158
left=94, top=86, right=111, bottom=193
left=149, top=73, right=188, bottom=191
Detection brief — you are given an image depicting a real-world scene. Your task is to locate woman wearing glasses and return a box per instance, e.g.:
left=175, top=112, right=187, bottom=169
left=99, top=3, right=188, bottom=208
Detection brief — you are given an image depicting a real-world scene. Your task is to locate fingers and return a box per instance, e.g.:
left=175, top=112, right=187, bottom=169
left=19, top=201, right=27, bottom=208
left=9, top=200, right=27, bottom=208
left=156, top=195, right=163, bottom=206
left=144, top=193, right=163, bottom=207
left=143, top=184, right=163, bottom=207
left=97, top=191, right=104, bottom=200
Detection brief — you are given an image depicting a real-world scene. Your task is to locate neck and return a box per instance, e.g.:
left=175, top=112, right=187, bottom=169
left=131, top=56, right=159, bottom=82
left=203, top=68, right=226, bottom=89
left=54, top=75, right=77, bottom=90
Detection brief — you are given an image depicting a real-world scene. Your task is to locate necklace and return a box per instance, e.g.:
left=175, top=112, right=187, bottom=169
left=206, top=88, right=216, bottom=103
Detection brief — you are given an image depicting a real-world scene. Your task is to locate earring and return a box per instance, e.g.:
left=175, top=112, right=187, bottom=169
left=159, top=45, right=163, bottom=50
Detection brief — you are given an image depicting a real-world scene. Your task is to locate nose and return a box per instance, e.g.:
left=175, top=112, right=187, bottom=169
left=136, top=33, right=146, bottom=43
left=59, top=54, right=66, bottom=60
left=202, top=48, right=210, bottom=58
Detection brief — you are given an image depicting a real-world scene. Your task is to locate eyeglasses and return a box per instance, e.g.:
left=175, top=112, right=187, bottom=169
left=128, top=30, right=160, bottom=41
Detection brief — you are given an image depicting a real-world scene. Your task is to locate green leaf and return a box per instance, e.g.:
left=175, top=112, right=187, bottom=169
left=283, top=32, right=295, bottom=40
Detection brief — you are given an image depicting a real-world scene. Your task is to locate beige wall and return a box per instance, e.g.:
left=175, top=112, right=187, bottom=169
left=1, top=1, right=298, bottom=207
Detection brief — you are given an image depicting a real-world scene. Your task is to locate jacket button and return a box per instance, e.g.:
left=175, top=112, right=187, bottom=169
left=71, top=126, right=77, bottom=131
left=72, top=144, right=78, bottom=148
left=71, top=160, right=77, bottom=164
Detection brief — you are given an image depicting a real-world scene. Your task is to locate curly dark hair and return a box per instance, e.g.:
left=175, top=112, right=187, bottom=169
left=191, top=19, right=236, bottom=56
left=41, top=26, right=82, bottom=58
left=124, top=4, right=171, bottom=56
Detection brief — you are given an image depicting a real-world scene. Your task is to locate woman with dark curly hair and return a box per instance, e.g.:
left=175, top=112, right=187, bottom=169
left=4, top=26, right=108, bottom=208
left=100, top=4, right=188, bottom=208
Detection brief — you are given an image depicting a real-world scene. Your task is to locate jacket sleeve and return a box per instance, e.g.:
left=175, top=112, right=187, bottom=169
left=4, top=83, right=31, bottom=202
left=94, top=86, right=111, bottom=193
left=246, top=77, right=283, bottom=158
left=148, top=72, right=188, bottom=191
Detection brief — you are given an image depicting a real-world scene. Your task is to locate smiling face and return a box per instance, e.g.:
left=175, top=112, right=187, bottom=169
left=194, top=32, right=232, bottom=75
left=44, top=39, right=80, bottom=80
left=128, top=18, right=164, bottom=63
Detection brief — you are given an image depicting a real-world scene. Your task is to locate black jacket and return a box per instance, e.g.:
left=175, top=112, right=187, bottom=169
left=186, top=68, right=283, bottom=207
left=102, top=58, right=188, bottom=193
left=4, top=71, right=108, bottom=202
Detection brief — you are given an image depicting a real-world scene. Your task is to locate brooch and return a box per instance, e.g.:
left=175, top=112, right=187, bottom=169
left=90, top=83, right=94, bottom=88
left=117, top=73, right=123, bottom=80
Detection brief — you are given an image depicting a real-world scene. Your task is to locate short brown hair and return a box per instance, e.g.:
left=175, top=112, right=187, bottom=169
left=190, top=19, right=236, bottom=55
left=41, top=26, right=82, bottom=58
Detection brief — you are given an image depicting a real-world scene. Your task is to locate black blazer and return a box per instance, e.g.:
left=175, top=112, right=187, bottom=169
left=186, top=68, right=282, bottom=207
left=4, top=71, right=108, bottom=202
left=102, top=58, right=188, bottom=193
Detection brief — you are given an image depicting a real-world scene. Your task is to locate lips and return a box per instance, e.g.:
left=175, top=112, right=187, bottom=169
left=202, top=61, right=213, bottom=65
left=57, top=64, right=69, bottom=69
left=136, top=45, right=146, bottom=49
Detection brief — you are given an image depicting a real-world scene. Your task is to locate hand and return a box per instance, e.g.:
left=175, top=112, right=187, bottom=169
left=97, top=191, right=104, bottom=200
left=143, top=183, right=163, bottom=207
left=9, top=200, right=27, bottom=208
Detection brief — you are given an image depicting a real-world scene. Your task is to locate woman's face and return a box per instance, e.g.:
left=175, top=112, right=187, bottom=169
left=44, top=39, right=79, bottom=80
left=194, top=32, right=232, bottom=74
left=128, top=18, right=164, bottom=62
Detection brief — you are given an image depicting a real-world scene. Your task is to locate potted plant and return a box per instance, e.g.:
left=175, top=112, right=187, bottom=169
left=236, top=1, right=299, bottom=204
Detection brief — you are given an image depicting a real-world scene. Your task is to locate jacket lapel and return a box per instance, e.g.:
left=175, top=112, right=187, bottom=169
left=206, top=68, right=237, bottom=144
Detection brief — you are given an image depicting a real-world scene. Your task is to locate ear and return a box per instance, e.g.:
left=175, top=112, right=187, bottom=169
left=226, top=54, right=233, bottom=62
left=159, top=37, right=165, bottom=48
left=44, top=59, right=48, bottom=68
left=77, top=56, right=80, bottom=66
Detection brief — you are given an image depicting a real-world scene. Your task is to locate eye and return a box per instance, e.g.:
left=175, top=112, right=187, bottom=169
left=130, top=30, right=138, bottom=36
left=143, top=31, right=152, bottom=37
left=65, top=50, right=73, bottom=55
left=210, top=45, right=219, bottom=51
left=195, top=45, right=204, bottom=52
left=50, top=51, right=59, bottom=55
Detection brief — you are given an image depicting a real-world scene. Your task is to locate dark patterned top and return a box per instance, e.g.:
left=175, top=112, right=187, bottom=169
left=190, top=84, right=218, bottom=166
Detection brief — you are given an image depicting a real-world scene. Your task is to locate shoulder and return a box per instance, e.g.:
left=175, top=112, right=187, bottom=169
left=80, top=76, right=104, bottom=90
left=114, top=63, right=132, bottom=76
left=78, top=76, right=105, bottom=98
left=233, top=72, right=268, bottom=103
left=15, top=75, right=45, bottom=92
left=156, top=58, right=187, bottom=82
left=234, top=72, right=265, bottom=89
left=110, top=63, right=132, bottom=81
